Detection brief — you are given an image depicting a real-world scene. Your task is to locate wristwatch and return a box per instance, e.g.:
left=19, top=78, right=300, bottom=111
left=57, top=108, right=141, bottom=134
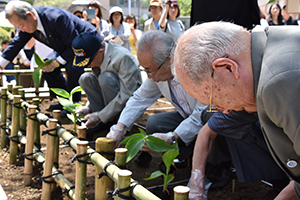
left=53, top=60, right=60, bottom=68
left=171, top=132, right=177, bottom=144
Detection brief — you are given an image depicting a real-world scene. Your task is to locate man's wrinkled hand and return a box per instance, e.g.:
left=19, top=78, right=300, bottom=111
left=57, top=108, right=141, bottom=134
left=83, top=112, right=100, bottom=128
left=42, top=61, right=56, bottom=72
left=106, top=123, right=127, bottom=148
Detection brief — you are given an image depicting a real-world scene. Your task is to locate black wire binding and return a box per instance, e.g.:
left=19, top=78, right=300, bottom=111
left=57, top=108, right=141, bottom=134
left=107, top=181, right=140, bottom=200
left=41, top=171, right=62, bottom=184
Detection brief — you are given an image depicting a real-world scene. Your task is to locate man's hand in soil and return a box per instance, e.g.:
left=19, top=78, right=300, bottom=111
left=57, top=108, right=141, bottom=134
left=83, top=112, right=100, bottom=128
left=189, top=169, right=207, bottom=200
left=106, top=123, right=127, bottom=148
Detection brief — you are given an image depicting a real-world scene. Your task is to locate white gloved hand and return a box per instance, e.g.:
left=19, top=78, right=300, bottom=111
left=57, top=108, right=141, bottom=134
left=83, top=112, right=100, bottom=128
left=141, top=132, right=174, bottom=151
left=106, top=124, right=127, bottom=148
left=41, top=60, right=56, bottom=72
left=189, top=169, right=207, bottom=200
left=76, top=106, right=91, bottom=116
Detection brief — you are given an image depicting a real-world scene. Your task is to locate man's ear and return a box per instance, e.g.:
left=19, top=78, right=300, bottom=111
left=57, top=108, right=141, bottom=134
left=212, top=57, right=240, bottom=79
left=98, top=48, right=104, bottom=54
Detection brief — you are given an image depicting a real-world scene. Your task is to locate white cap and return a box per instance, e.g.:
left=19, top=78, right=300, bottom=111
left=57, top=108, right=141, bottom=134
left=109, top=6, right=123, bottom=16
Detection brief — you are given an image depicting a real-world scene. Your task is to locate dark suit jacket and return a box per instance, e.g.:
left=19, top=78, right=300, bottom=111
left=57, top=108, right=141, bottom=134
left=2, top=6, right=98, bottom=62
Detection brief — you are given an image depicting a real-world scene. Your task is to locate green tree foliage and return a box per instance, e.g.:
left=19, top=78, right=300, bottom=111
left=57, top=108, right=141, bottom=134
left=33, top=0, right=73, bottom=10
left=178, top=0, right=191, bottom=16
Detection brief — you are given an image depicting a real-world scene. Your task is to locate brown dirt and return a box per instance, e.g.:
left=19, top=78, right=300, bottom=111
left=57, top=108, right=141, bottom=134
left=0, top=97, right=272, bottom=200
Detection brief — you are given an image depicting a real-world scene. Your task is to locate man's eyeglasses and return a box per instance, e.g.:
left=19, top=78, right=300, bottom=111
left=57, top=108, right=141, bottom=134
left=143, top=56, right=169, bottom=78
left=207, top=55, right=228, bottom=113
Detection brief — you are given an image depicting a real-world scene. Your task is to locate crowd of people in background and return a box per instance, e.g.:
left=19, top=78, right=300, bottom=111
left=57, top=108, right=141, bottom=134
left=2, top=1, right=300, bottom=200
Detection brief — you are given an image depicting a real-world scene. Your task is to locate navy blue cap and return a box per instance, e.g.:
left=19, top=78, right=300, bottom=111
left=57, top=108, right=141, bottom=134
left=72, top=31, right=102, bottom=68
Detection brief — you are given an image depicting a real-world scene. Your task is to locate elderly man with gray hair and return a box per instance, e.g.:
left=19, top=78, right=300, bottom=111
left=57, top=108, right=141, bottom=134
left=106, top=30, right=207, bottom=166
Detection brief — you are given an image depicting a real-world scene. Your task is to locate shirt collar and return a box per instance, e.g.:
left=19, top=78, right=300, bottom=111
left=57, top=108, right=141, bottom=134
left=33, top=8, right=46, bottom=34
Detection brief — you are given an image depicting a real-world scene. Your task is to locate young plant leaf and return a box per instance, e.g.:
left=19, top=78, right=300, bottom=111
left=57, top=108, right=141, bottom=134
left=32, top=68, right=42, bottom=88
left=144, top=170, right=164, bottom=180
left=137, top=128, right=147, bottom=137
left=34, top=52, right=44, bottom=67
left=119, top=133, right=145, bottom=145
left=70, top=86, right=83, bottom=102
left=51, top=88, right=70, bottom=99
left=145, top=136, right=176, bottom=152
left=56, top=96, right=75, bottom=113
left=163, top=174, right=174, bottom=191
left=162, top=149, right=179, bottom=175
left=44, top=59, right=53, bottom=66
left=67, top=113, right=75, bottom=123
left=125, top=136, right=145, bottom=163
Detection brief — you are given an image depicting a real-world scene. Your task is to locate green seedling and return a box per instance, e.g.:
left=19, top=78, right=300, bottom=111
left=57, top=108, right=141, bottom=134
left=50, top=86, right=84, bottom=132
left=32, top=52, right=53, bottom=88
left=120, top=128, right=179, bottom=191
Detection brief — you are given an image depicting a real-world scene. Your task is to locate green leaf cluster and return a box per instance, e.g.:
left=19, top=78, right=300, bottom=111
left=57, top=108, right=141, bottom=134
left=32, top=52, right=53, bottom=87
left=120, top=128, right=179, bottom=191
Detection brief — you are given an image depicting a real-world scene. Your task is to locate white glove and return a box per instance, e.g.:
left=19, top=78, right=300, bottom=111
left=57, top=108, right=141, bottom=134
left=76, top=106, right=91, bottom=116
left=141, top=132, right=174, bottom=151
left=106, top=124, right=127, bottom=148
left=189, top=169, right=207, bottom=200
left=83, top=112, right=100, bottom=128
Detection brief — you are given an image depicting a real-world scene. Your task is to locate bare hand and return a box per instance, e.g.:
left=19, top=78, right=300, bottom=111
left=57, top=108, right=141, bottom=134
left=42, top=61, right=56, bottom=72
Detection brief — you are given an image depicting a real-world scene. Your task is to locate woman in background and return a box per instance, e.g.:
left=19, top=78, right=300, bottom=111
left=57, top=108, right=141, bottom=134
left=267, top=2, right=284, bottom=26
left=83, top=0, right=108, bottom=38
left=124, top=14, right=142, bottom=56
left=159, top=0, right=184, bottom=41
left=104, top=6, right=131, bottom=51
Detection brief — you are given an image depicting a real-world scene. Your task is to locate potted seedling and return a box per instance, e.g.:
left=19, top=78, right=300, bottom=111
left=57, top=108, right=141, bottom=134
left=120, top=128, right=179, bottom=193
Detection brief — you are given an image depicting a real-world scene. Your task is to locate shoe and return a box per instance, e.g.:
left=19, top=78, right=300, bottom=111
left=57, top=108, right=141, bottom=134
left=135, top=151, right=152, bottom=168
left=61, top=109, right=71, bottom=118
left=47, top=103, right=63, bottom=112
left=158, top=160, right=176, bottom=175
left=85, top=120, right=117, bottom=141
left=173, top=158, right=187, bottom=168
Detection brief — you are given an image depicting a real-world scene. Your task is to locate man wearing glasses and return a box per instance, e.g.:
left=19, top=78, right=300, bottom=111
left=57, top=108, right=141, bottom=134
left=107, top=31, right=207, bottom=165
left=174, top=22, right=300, bottom=199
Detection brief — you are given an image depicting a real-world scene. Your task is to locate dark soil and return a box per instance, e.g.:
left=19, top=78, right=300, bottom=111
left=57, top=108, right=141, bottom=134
left=0, top=97, right=272, bottom=199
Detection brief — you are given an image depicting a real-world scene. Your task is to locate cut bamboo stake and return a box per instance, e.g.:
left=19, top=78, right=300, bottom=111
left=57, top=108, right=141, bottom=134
left=115, top=148, right=127, bottom=168
left=32, top=98, right=40, bottom=149
left=75, top=141, right=89, bottom=200
left=14, top=65, right=20, bottom=85
left=41, top=119, right=58, bottom=200
left=18, top=89, right=26, bottom=154
left=24, top=105, right=37, bottom=186
left=9, top=95, right=21, bottom=164
left=53, top=110, right=61, bottom=169
left=77, top=126, right=86, bottom=139
left=174, top=186, right=190, bottom=200
left=116, top=170, right=132, bottom=200
left=95, top=137, right=114, bottom=200
left=7, top=84, right=13, bottom=119
left=0, top=87, right=7, bottom=149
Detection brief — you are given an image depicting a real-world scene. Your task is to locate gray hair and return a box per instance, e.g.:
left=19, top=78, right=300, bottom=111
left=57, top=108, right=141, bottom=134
left=5, top=1, right=34, bottom=20
left=174, top=21, right=249, bottom=84
left=137, top=30, right=174, bottom=66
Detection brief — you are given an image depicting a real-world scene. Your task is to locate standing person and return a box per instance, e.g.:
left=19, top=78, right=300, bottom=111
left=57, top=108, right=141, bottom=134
left=267, top=2, right=284, bottom=26
left=74, top=32, right=142, bottom=140
left=0, top=1, right=100, bottom=111
left=282, top=5, right=299, bottom=25
left=159, top=0, right=184, bottom=41
left=144, top=0, right=163, bottom=31
left=104, top=6, right=131, bottom=51
left=174, top=21, right=300, bottom=199
left=82, top=0, right=109, bottom=38
left=124, top=14, right=142, bottom=57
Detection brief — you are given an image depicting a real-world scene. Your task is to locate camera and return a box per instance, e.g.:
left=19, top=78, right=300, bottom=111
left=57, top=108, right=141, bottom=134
left=86, top=8, right=95, bottom=20
left=168, top=1, right=177, bottom=4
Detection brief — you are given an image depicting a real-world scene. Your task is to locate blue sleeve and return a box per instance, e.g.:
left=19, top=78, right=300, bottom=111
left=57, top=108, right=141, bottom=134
left=207, top=110, right=259, bottom=139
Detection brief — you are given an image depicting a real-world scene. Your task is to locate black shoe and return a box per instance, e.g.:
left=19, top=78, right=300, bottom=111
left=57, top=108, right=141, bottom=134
left=61, top=109, right=71, bottom=118
left=173, top=158, right=187, bottom=168
left=135, top=151, right=152, bottom=168
left=85, top=120, right=116, bottom=141
left=47, top=103, right=63, bottom=112
left=207, top=161, right=232, bottom=189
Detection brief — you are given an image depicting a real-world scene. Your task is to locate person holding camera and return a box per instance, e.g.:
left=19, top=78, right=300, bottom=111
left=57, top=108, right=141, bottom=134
left=82, top=0, right=108, bottom=39
left=104, top=6, right=131, bottom=51
left=159, top=0, right=185, bottom=41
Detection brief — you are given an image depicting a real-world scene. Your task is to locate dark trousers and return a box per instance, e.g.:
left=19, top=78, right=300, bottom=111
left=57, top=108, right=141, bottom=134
left=43, top=60, right=84, bottom=102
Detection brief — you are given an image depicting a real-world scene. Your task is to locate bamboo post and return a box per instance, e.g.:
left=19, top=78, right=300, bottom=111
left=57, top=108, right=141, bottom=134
left=174, top=186, right=190, bottom=200
left=77, top=126, right=86, bottom=140
left=1, top=87, right=7, bottom=149
left=7, top=84, right=12, bottom=119
left=95, top=137, right=114, bottom=200
left=75, top=141, right=89, bottom=200
left=24, top=105, right=37, bottom=186
left=12, top=86, right=23, bottom=95
left=14, top=65, right=20, bottom=85
left=32, top=98, right=41, bottom=149
left=41, top=119, right=58, bottom=200
left=116, top=170, right=132, bottom=200
left=115, top=148, right=127, bottom=169
left=53, top=110, right=61, bottom=169
left=9, top=95, right=21, bottom=164
left=18, top=88, right=26, bottom=154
